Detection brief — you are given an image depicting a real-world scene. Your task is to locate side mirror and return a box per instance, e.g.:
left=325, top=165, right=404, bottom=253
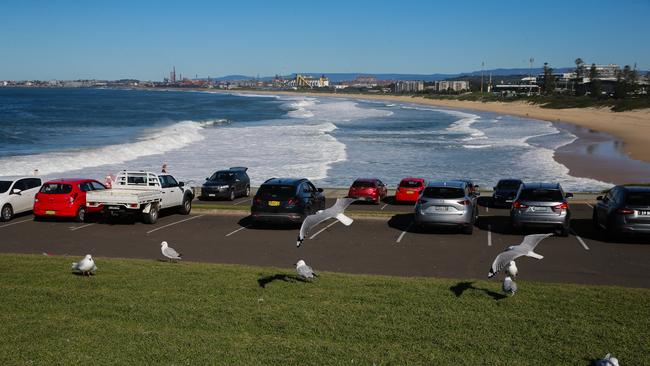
left=565, top=192, right=573, bottom=198
left=178, top=182, right=185, bottom=187
left=493, top=186, right=497, bottom=191
left=596, top=195, right=603, bottom=201
left=317, top=188, right=324, bottom=193
left=11, top=188, right=22, bottom=195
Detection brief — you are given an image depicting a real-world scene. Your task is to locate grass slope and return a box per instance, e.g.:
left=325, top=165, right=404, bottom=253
left=1, top=254, right=648, bottom=365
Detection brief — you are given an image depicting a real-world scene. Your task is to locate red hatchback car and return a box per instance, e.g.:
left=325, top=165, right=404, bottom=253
left=347, top=178, right=388, bottom=204
left=395, top=177, right=426, bottom=203
left=33, top=179, right=107, bottom=222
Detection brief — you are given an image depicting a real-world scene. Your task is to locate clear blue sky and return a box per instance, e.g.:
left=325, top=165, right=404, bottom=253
left=2, top=0, right=648, bottom=80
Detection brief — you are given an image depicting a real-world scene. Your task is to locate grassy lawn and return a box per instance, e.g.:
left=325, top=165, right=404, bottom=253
left=1, top=254, right=648, bottom=365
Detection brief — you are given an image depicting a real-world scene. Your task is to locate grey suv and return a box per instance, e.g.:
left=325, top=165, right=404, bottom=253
left=593, top=185, right=650, bottom=236
left=200, top=167, right=250, bottom=201
left=510, top=182, right=572, bottom=236
left=414, top=180, right=479, bottom=234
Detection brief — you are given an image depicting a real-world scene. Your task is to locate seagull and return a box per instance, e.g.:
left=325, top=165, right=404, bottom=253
left=502, top=276, right=517, bottom=295
left=295, top=259, right=317, bottom=280
left=71, top=254, right=97, bottom=276
left=296, top=197, right=357, bottom=247
left=488, top=233, right=553, bottom=278
left=160, top=241, right=182, bottom=261
left=595, top=353, right=619, bottom=366
left=505, top=261, right=518, bottom=278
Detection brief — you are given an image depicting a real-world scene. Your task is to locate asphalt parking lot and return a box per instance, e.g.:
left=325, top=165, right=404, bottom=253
left=1, top=200, right=649, bottom=288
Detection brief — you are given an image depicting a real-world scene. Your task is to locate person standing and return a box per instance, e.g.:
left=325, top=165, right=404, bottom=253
left=161, top=164, right=167, bottom=173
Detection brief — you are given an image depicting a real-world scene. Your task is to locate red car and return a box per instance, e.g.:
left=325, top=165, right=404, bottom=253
left=395, top=177, right=426, bottom=203
left=347, top=178, right=387, bottom=204
left=33, top=179, right=107, bottom=222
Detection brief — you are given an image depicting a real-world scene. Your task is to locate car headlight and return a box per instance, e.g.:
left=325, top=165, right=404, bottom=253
left=217, top=185, right=230, bottom=189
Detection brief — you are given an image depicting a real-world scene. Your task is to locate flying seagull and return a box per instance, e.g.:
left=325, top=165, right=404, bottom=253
left=488, top=233, right=553, bottom=278
left=502, top=276, right=517, bottom=296
left=506, top=261, right=518, bottom=278
left=296, top=197, right=357, bottom=247
left=71, top=254, right=97, bottom=276
left=295, top=259, right=317, bottom=280
left=595, top=353, right=619, bottom=366
left=160, top=241, right=182, bottom=261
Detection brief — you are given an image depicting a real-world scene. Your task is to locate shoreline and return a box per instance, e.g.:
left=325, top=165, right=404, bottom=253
left=205, top=89, right=650, bottom=185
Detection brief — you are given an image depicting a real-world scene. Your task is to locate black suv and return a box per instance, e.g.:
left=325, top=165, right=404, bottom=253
left=199, top=167, right=250, bottom=201
left=251, top=178, right=326, bottom=224
left=492, top=179, right=523, bottom=207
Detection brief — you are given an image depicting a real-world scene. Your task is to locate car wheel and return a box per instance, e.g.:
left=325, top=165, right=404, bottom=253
left=33, top=215, right=43, bottom=222
left=142, top=204, right=159, bottom=224
left=245, top=186, right=250, bottom=197
left=558, top=226, right=570, bottom=237
left=592, top=209, right=601, bottom=229
left=229, top=190, right=235, bottom=201
left=1, top=204, right=13, bottom=222
left=75, top=206, right=86, bottom=223
left=179, top=195, right=192, bottom=215
left=463, top=224, right=474, bottom=235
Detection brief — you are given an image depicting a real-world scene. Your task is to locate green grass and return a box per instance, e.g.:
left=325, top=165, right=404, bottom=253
left=1, top=254, right=649, bottom=365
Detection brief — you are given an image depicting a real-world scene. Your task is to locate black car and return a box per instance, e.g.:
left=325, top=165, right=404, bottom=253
left=593, top=185, right=650, bottom=237
left=199, top=167, right=250, bottom=201
left=250, top=178, right=326, bottom=224
left=492, top=179, right=523, bottom=207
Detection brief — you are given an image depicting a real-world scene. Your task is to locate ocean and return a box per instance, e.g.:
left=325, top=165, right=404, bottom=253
left=0, top=88, right=610, bottom=191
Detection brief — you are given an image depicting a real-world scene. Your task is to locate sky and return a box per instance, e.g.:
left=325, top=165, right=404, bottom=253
left=1, top=0, right=649, bottom=80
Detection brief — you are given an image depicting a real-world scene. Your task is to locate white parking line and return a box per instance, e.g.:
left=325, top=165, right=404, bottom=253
left=0, top=218, right=32, bottom=228
left=396, top=223, right=412, bottom=243
left=380, top=203, right=388, bottom=210
left=487, top=225, right=492, bottom=246
left=485, top=206, right=489, bottom=213
left=584, top=203, right=593, bottom=208
left=233, top=198, right=251, bottom=206
left=70, top=223, right=94, bottom=231
left=570, top=229, right=590, bottom=251
left=225, top=225, right=249, bottom=237
left=309, top=220, right=339, bottom=240
left=146, top=215, right=205, bottom=234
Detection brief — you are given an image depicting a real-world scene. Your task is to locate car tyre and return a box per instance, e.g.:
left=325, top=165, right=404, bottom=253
left=142, top=204, right=159, bottom=224
left=463, top=224, right=474, bottom=235
left=1, top=204, right=13, bottom=222
left=75, top=206, right=86, bottom=223
left=245, top=185, right=250, bottom=197
left=558, top=226, right=570, bottom=237
left=179, top=195, right=192, bottom=215
left=592, top=209, right=600, bottom=229
left=229, top=189, right=235, bottom=201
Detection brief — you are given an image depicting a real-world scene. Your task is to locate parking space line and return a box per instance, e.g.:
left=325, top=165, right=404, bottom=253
left=233, top=198, right=251, bottom=206
left=225, top=225, right=249, bottom=237
left=396, top=223, right=412, bottom=243
left=0, top=218, right=32, bottom=228
left=584, top=203, right=593, bottom=208
left=146, top=215, right=205, bottom=234
left=309, top=220, right=339, bottom=240
left=570, top=229, right=590, bottom=251
left=487, top=225, right=492, bottom=246
left=70, top=223, right=94, bottom=231
left=380, top=203, right=388, bottom=210
left=485, top=206, right=489, bottom=213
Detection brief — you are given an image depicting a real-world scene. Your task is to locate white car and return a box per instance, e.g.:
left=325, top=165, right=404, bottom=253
left=0, top=176, right=43, bottom=221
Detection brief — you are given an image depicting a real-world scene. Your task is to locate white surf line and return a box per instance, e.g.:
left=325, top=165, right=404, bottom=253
left=225, top=225, right=249, bottom=237
left=380, top=203, right=388, bottom=210
left=570, top=229, right=590, bottom=251
left=233, top=198, right=252, bottom=206
left=309, top=220, right=339, bottom=240
left=396, top=223, right=413, bottom=244
left=487, top=225, right=492, bottom=246
left=0, top=218, right=32, bottom=228
left=70, top=223, right=94, bottom=231
left=146, top=215, right=205, bottom=234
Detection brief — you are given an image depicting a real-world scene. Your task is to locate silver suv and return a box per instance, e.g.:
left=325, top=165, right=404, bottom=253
left=510, top=182, right=572, bottom=236
left=593, top=185, right=650, bottom=237
left=414, top=180, right=479, bottom=234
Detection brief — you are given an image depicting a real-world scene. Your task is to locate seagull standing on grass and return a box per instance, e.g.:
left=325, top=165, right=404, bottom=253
left=160, top=241, right=182, bottom=261
left=502, top=276, right=517, bottom=296
left=71, top=254, right=97, bottom=276
left=488, top=233, right=553, bottom=278
left=295, top=260, right=317, bottom=280
left=595, top=353, right=619, bottom=366
left=296, top=197, right=357, bottom=247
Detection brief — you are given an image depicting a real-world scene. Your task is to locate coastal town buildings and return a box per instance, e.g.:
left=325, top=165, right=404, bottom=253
left=394, top=80, right=424, bottom=93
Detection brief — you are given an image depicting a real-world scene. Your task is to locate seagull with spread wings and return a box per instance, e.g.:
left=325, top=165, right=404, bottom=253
left=488, top=233, right=553, bottom=278
left=296, top=197, right=357, bottom=247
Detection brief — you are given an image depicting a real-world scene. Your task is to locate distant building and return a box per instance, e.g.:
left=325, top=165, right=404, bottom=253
left=394, top=80, right=424, bottom=93
left=286, top=74, right=329, bottom=88
left=351, top=75, right=378, bottom=88
left=576, top=64, right=620, bottom=79
left=435, top=80, right=469, bottom=92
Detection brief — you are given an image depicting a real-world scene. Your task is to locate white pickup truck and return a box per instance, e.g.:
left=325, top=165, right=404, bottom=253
left=86, top=170, right=194, bottom=224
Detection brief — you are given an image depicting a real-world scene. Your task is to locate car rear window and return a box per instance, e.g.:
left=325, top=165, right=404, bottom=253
left=257, top=185, right=295, bottom=200
left=497, top=180, right=521, bottom=189
left=352, top=181, right=375, bottom=188
left=423, top=187, right=465, bottom=199
left=518, top=189, right=563, bottom=202
left=40, top=183, right=72, bottom=194
left=626, top=192, right=650, bottom=206
left=209, top=171, right=235, bottom=181
left=0, top=181, right=11, bottom=194
left=400, top=180, right=422, bottom=188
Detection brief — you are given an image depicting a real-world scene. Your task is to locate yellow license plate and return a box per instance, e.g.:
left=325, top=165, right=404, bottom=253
left=407, top=190, right=414, bottom=194
left=46, top=210, right=56, bottom=215
left=268, top=201, right=280, bottom=207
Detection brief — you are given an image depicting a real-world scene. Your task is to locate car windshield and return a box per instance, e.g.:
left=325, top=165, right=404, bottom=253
left=257, top=185, right=295, bottom=200
left=209, top=171, right=235, bottom=181
left=40, top=183, right=72, bottom=194
left=627, top=192, right=650, bottom=206
left=519, top=189, right=563, bottom=202
left=352, top=181, right=375, bottom=188
left=400, top=180, right=422, bottom=188
left=497, top=180, right=521, bottom=189
left=423, top=187, right=464, bottom=199
left=0, top=181, right=11, bottom=194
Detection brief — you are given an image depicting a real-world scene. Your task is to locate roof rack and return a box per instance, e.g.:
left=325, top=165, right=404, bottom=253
left=229, top=167, right=248, bottom=172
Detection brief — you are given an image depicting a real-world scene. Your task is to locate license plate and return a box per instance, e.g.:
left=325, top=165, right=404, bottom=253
left=407, top=190, right=414, bottom=194
left=45, top=210, right=56, bottom=215
left=208, top=193, right=216, bottom=197
left=434, top=206, right=448, bottom=211
left=639, top=210, right=650, bottom=216
left=107, top=206, right=120, bottom=210
left=530, top=206, right=549, bottom=212
left=268, top=201, right=280, bottom=207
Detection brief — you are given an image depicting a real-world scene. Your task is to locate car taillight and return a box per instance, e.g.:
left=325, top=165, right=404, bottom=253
left=129, top=203, right=139, bottom=208
left=457, top=199, right=471, bottom=206
left=287, top=197, right=298, bottom=206
left=552, top=202, right=569, bottom=211
left=512, top=201, right=528, bottom=209
left=253, top=197, right=261, bottom=205
left=616, top=208, right=634, bottom=215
